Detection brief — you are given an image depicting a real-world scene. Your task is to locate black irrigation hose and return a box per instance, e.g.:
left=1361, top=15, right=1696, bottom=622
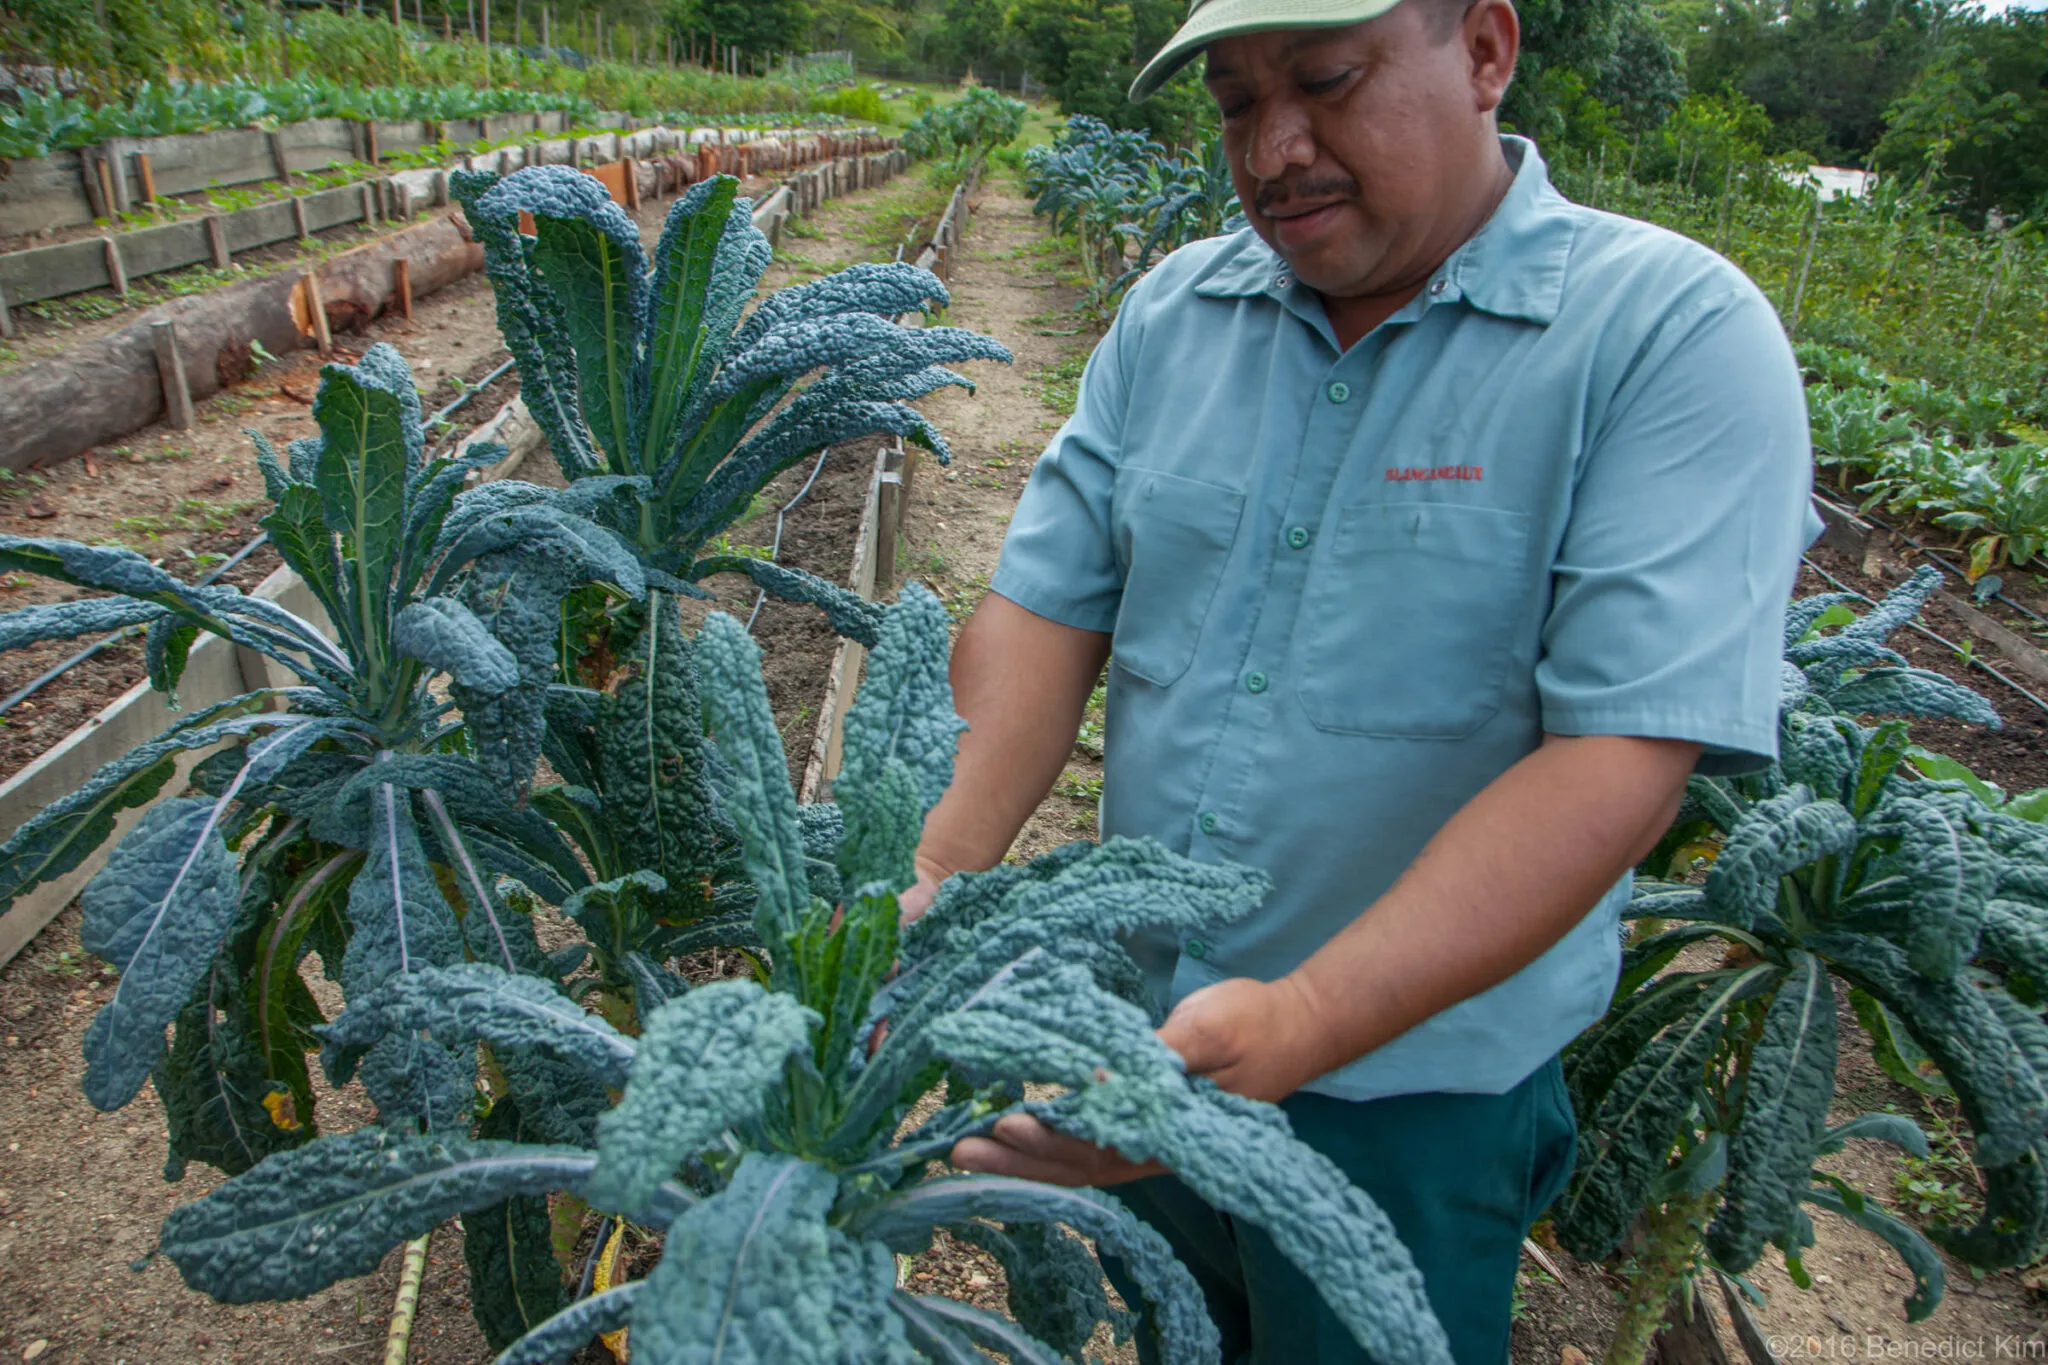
left=745, top=445, right=835, bottom=634
left=1811, top=487, right=2048, bottom=633
left=1800, top=552, right=2048, bottom=716
left=0, top=355, right=517, bottom=717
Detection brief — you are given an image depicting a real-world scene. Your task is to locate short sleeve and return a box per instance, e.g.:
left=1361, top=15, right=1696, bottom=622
left=1536, top=279, right=1812, bottom=775
left=987, top=304, right=1135, bottom=634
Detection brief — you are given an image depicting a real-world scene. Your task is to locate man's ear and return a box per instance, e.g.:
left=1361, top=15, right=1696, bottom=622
left=1465, top=0, right=1519, bottom=115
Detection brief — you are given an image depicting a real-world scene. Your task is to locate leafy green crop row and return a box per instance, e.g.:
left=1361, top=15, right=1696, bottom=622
left=0, top=67, right=863, bottom=161
left=1022, top=114, right=1239, bottom=308
left=1798, top=343, right=2047, bottom=578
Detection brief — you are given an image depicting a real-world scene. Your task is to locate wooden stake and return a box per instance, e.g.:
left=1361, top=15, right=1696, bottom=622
left=204, top=214, right=231, bottom=268
left=103, top=236, right=129, bottom=295
left=305, top=271, right=333, bottom=355
left=103, top=141, right=130, bottom=213
left=80, top=153, right=109, bottom=219
left=393, top=258, right=413, bottom=319
left=360, top=182, right=379, bottom=227
left=151, top=320, right=194, bottom=430
left=365, top=121, right=380, bottom=165
left=0, top=278, right=15, bottom=340
left=292, top=195, right=311, bottom=241
left=623, top=157, right=640, bottom=210
left=268, top=130, right=293, bottom=182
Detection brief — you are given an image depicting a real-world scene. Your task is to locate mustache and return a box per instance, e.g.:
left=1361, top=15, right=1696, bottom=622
left=1254, top=176, right=1361, bottom=215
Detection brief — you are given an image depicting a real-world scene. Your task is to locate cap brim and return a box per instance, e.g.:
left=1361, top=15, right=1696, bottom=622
left=1128, top=0, right=1407, bottom=102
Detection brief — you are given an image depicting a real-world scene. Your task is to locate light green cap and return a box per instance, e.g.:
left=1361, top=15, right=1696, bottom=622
left=1128, top=0, right=1406, bottom=101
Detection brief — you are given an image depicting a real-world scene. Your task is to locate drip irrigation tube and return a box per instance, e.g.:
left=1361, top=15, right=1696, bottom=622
left=1801, top=552, right=2048, bottom=715
left=0, top=354, right=516, bottom=717
left=746, top=445, right=836, bottom=634
left=1811, top=487, right=2048, bottom=632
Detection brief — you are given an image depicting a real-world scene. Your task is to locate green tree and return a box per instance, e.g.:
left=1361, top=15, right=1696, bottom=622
left=1875, top=10, right=2048, bottom=223
left=670, top=0, right=810, bottom=60
left=1005, top=0, right=1208, bottom=145
left=1683, top=0, right=1944, bottom=162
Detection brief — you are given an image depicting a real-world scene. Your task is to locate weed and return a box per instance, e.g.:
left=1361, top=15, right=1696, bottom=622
left=782, top=215, right=824, bottom=241
left=1054, top=771, right=1103, bottom=803
left=1030, top=353, right=1088, bottom=417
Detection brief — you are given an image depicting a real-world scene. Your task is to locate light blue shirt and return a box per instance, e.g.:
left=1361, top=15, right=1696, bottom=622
left=989, top=137, right=1814, bottom=1101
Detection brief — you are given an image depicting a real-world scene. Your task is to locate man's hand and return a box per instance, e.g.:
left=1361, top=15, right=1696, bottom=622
left=949, top=976, right=1326, bottom=1186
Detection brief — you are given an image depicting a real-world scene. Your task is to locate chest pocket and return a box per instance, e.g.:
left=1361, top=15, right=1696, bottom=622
left=1110, top=466, right=1245, bottom=688
left=1296, top=501, right=1532, bottom=738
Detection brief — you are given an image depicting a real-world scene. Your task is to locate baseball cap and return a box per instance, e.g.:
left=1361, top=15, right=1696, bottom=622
left=1128, top=0, right=1408, bottom=101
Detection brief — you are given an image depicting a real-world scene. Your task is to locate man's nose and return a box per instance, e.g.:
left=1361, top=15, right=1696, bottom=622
left=1242, top=99, right=1317, bottom=183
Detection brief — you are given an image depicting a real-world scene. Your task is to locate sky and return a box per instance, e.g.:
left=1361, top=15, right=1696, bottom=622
left=1977, top=0, right=2048, bottom=11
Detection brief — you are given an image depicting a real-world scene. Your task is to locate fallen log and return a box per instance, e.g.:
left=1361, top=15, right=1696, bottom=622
left=0, top=213, right=481, bottom=472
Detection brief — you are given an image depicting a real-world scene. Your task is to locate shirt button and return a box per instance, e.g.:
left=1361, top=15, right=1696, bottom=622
left=1187, top=938, right=1208, bottom=960
left=1274, top=272, right=1291, bottom=288
left=1429, top=278, right=1449, bottom=295
left=1326, top=381, right=1350, bottom=404
left=1199, top=811, right=1219, bottom=834
left=1246, top=671, right=1268, bottom=694
left=1286, top=525, right=1310, bottom=549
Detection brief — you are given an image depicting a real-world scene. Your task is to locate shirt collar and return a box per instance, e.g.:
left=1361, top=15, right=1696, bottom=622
left=1190, top=136, right=1575, bottom=327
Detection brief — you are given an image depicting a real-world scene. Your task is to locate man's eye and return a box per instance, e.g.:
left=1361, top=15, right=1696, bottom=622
left=1299, top=73, right=1348, bottom=96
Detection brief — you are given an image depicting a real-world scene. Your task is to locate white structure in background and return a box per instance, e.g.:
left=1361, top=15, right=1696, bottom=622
left=1787, top=165, right=1876, bottom=200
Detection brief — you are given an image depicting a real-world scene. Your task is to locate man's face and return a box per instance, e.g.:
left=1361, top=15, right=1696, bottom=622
left=1203, top=0, right=1515, bottom=300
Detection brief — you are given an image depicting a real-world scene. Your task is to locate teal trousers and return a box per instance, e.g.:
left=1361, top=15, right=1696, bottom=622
left=1101, top=1056, right=1577, bottom=1365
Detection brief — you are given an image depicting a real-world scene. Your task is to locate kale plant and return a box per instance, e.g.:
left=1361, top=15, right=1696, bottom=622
left=0, top=344, right=634, bottom=1170
left=1555, top=568, right=2048, bottom=1365
left=445, top=166, right=1012, bottom=978
left=155, top=587, right=1455, bottom=1364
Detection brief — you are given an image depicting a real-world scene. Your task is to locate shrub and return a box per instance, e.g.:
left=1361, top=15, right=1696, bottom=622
left=809, top=86, right=891, bottom=124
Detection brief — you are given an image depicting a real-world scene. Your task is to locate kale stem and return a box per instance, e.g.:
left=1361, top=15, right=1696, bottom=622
left=1602, top=1188, right=1719, bottom=1365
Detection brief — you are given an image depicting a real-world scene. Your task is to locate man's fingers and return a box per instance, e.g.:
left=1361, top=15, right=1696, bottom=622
left=949, top=1115, right=1164, bottom=1187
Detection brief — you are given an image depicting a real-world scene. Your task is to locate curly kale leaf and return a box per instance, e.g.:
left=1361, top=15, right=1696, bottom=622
left=1810, top=932, right=2048, bottom=1168
left=392, top=596, right=520, bottom=692
left=696, top=612, right=813, bottom=942
left=465, top=1096, right=569, bottom=1352
left=1557, top=966, right=1779, bottom=1259
left=492, top=1284, right=641, bottom=1365
left=584, top=981, right=819, bottom=1219
left=626, top=1153, right=920, bottom=1365
left=1704, top=786, right=1860, bottom=928
left=319, top=963, right=634, bottom=1091
left=1707, top=952, right=1839, bottom=1270
left=853, top=1175, right=1212, bottom=1365
left=916, top=955, right=1451, bottom=1365
left=595, top=592, right=721, bottom=919
left=160, top=1128, right=606, bottom=1303
left=341, top=781, right=469, bottom=1129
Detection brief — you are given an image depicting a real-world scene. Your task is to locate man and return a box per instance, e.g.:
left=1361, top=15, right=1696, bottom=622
left=900, top=0, right=1813, bottom=1360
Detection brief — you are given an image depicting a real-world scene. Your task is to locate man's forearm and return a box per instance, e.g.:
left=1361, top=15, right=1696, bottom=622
left=1272, top=734, right=1700, bottom=1090
left=915, top=593, right=1112, bottom=884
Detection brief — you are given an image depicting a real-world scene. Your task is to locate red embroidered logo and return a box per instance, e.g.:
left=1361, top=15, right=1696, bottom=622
left=1385, top=465, right=1484, bottom=482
